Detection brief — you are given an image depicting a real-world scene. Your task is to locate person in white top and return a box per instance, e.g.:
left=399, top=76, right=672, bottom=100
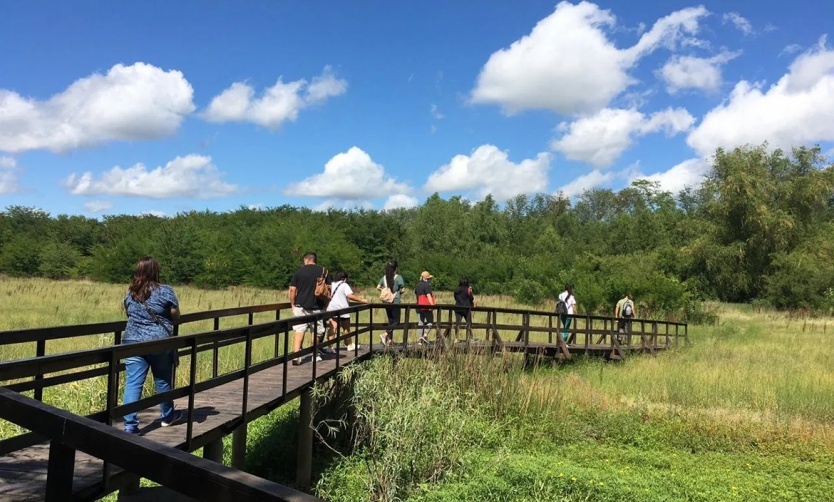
left=558, top=284, right=576, bottom=341
left=326, top=271, right=368, bottom=351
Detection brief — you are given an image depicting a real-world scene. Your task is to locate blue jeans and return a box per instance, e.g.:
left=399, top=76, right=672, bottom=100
left=122, top=341, right=176, bottom=431
left=562, top=316, right=572, bottom=340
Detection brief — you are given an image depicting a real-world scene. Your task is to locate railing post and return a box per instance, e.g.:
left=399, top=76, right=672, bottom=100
left=296, top=388, right=313, bottom=490
left=231, top=423, right=248, bottom=470
left=186, top=337, right=198, bottom=451
left=242, top=327, right=252, bottom=419
left=34, top=339, right=46, bottom=402
left=282, top=324, right=289, bottom=397
left=203, top=439, right=224, bottom=463
left=45, top=440, right=75, bottom=501
left=212, top=318, right=220, bottom=379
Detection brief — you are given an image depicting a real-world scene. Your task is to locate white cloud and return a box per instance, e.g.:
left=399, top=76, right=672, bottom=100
left=722, top=12, right=753, bottom=36
left=384, top=194, right=419, bottom=210
left=0, top=156, right=19, bottom=194
left=557, top=169, right=617, bottom=198
left=64, top=154, right=238, bottom=199
left=286, top=147, right=411, bottom=199
left=470, top=2, right=708, bottom=114
left=779, top=44, right=803, bottom=57
left=635, top=158, right=710, bottom=193
left=688, top=36, right=834, bottom=157
left=142, top=210, right=167, bottom=218
left=83, top=200, right=114, bottom=213
left=203, top=66, right=347, bottom=129
left=0, top=63, right=194, bottom=153
left=313, top=199, right=374, bottom=212
left=551, top=107, right=694, bottom=167
left=659, top=51, right=741, bottom=93
left=430, top=104, right=444, bottom=120
left=424, top=144, right=551, bottom=200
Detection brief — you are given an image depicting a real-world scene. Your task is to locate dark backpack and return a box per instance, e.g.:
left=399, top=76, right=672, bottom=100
left=622, top=300, right=633, bottom=318
left=555, top=295, right=570, bottom=316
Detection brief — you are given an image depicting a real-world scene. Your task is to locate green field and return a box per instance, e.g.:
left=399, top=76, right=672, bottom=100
left=1, top=278, right=833, bottom=501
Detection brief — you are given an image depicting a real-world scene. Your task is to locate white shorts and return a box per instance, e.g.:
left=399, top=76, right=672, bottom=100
left=292, top=306, right=326, bottom=336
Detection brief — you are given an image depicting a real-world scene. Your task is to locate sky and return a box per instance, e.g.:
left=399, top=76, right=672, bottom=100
left=1, top=0, right=834, bottom=217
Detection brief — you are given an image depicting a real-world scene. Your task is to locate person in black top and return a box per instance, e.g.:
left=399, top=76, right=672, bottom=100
left=414, top=271, right=436, bottom=344
left=288, top=252, right=329, bottom=365
left=453, top=277, right=475, bottom=341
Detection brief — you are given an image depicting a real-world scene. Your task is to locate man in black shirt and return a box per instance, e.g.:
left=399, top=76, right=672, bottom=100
left=288, top=252, right=329, bottom=365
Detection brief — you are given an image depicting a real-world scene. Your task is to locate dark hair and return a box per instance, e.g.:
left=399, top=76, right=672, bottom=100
left=129, top=256, right=161, bottom=302
left=564, top=284, right=574, bottom=299
left=385, top=260, right=398, bottom=289
left=335, top=271, right=348, bottom=282
left=303, top=252, right=318, bottom=263
left=458, top=277, right=469, bottom=288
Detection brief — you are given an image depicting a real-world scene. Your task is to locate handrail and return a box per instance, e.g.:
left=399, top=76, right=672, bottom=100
left=0, top=387, right=323, bottom=502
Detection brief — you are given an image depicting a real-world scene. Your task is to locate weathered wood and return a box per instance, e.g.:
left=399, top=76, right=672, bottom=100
left=296, top=389, right=313, bottom=490
left=45, top=440, right=75, bottom=501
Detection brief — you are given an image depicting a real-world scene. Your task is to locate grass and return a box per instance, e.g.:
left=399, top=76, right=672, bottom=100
left=1, top=278, right=833, bottom=500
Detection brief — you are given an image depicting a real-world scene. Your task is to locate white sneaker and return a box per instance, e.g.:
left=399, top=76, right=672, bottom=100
left=314, top=354, right=323, bottom=362
left=346, top=343, right=360, bottom=351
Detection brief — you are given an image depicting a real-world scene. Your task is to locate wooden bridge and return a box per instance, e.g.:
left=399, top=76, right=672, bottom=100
left=0, top=302, right=687, bottom=501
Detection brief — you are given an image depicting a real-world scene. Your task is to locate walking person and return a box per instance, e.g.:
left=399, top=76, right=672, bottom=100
left=326, top=271, right=368, bottom=351
left=414, top=271, right=436, bottom=344
left=121, top=256, right=185, bottom=434
left=615, top=293, right=636, bottom=338
left=453, top=277, right=475, bottom=342
left=377, top=260, right=405, bottom=346
left=557, top=284, right=576, bottom=341
left=289, top=252, right=330, bottom=365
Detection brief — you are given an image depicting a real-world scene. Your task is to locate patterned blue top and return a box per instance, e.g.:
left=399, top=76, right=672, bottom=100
left=123, top=284, right=179, bottom=342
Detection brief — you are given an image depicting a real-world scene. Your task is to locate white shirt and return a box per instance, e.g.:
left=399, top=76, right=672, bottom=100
left=326, top=280, right=354, bottom=316
left=558, top=291, right=576, bottom=315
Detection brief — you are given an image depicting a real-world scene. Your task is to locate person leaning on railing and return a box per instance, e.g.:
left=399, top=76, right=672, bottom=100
left=121, top=256, right=186, bottom=434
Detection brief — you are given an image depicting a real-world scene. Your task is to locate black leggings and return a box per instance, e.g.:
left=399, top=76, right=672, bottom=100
left=385, top=306, right=401, bottom=338
left=455, top=310, right=471, bottom=337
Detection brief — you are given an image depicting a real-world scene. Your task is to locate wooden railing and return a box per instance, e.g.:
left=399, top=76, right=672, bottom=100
left=0, top=302, right=687, bottom=501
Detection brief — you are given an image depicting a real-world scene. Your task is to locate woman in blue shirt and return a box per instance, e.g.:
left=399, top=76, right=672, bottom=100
left=121, top=256, right=184, bottom=434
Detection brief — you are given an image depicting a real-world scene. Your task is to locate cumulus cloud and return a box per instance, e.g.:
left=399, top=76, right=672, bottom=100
left=64, top=154, right=238, bottom=199
left=0, top=63, right=194, bottom=153
left=635, top=158, right=710, bottom=193
left=557, top=169, right=617, bottom=198
left=430, top=104, right=444, bottom=120
left=384, top=194, right=419, bottom=210
left=286, top=147, right=411, bottom=199
left=203, top=66, right=347, bottom=129
left=723, top=12, right=753, bottom=36
left=83, top=200, right=114, bottom=213
left=424, top=145, right=551, bottom=200
left=551, top=107, right=695, bottom=167
left=687, top=36, right=834, bottom=157
left=470, top=2, right=708, bottom=114
left=779, top=44, right=803, bottom=57
left=659, top=51, right=741, bottom=93
left=0, top=156, right=19, bottom=194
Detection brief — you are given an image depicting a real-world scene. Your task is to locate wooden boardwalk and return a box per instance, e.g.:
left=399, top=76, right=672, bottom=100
left=0, top=347, right=370, bottom=501
left=0, top=303, right=686, bottom=501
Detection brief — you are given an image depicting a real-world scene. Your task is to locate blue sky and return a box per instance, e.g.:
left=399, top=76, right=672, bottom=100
left=1, top=1, right=833, bottom=216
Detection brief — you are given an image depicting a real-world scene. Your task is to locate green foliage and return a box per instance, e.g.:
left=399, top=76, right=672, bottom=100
left=1, top=143, right=832, bottom=313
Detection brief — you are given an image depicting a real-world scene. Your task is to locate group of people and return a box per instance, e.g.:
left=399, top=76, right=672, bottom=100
left=556, top=284, right=637, bottom=341
left=375, top=260, right=475, bottom=347
left=118, top=254, right=637, bottom=434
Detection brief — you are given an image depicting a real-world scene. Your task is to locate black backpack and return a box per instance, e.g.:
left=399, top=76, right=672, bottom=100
left=555, top=294, right=570, bottom=316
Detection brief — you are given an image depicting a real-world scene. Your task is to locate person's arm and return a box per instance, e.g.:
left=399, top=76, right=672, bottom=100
left=347, top=293, right=367, bottom=303
left=614, top=304, right=619, bottom=318
left=170, top=306, right=181, bottom=322
left=288, top=286, right=297, bottom=306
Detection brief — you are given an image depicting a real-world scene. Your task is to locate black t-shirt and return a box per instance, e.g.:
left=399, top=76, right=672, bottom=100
left=454, top=286, right=473, bottom=308
left=290, top=264, right=328, bottom=310
left=415, top=281, right=433, bottom=298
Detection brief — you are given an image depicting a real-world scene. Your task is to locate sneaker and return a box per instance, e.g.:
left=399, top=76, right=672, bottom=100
left=291, top=358, right=302, bottom=366
left=418, top=336, right=429, bottom=345
left=320, top=347, right=336, bottom=355
left=124, top=427, right=141, bottom=435
left=346, top=343, right=360, bottom=351
left=314, top=354, right=323, bottom=362
left=379, top=333, right=389, bottom=346
left=160, top=410, right=185, bottom=427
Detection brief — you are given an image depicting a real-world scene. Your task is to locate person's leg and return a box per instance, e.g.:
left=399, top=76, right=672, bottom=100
left=122, top=353, right=151, bottom=431
left=339, top=318, right=355, bottom=347
left=389, top=306, right=401, bottom=342
left=422, top=311, right=434, bottom=339
left=147, top=350, right=176, bottom=421
left=292, top=306, right=309, bottom=358
left=562, top=316, right=572, bottom=340
left=464, top=311, right=472, bottom=340
left=454, top=311, right=463, bottom=340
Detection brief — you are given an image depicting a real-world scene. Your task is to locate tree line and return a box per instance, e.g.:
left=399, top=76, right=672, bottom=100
left=2, top=144, right=833, bottom=318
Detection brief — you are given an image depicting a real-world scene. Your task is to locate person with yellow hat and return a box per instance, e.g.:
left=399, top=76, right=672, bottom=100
left=415, top=271, right=436, bottom=344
